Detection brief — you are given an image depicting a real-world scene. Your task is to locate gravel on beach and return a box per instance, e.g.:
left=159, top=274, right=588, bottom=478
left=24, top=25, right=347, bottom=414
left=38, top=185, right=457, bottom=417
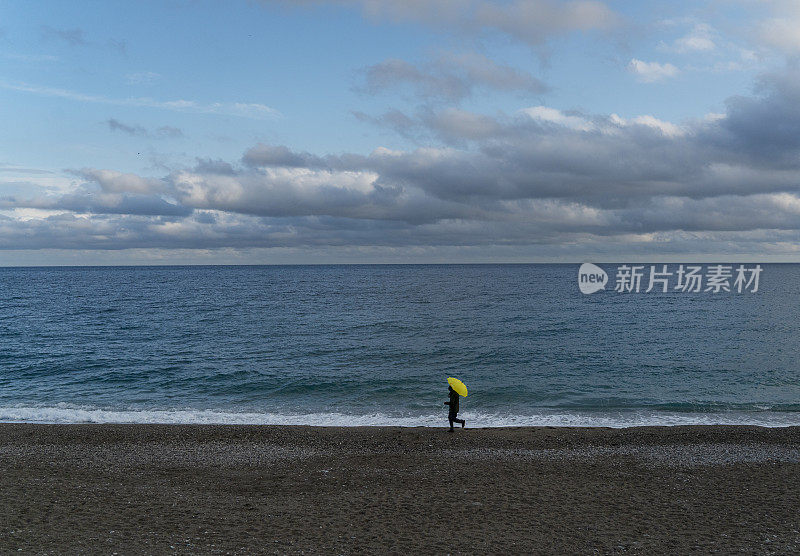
left=1, top=424, right=799, bottom=554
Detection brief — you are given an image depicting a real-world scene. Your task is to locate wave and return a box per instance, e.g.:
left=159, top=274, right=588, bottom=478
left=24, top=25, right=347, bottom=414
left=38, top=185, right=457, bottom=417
left=3, top=405, right=800, bottom=427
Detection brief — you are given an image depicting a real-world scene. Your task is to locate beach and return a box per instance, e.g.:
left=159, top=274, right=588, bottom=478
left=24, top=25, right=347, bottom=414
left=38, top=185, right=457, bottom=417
left=1, top=424, right=799, bottom=553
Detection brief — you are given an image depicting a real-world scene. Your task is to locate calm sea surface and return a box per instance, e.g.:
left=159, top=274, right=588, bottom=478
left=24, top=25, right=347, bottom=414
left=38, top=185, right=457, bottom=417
left=1, top=264, right=798, bottom=426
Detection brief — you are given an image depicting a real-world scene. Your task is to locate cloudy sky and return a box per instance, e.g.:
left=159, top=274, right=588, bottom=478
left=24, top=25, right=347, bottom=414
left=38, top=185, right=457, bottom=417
left=3, top=0, right=800, bottom=264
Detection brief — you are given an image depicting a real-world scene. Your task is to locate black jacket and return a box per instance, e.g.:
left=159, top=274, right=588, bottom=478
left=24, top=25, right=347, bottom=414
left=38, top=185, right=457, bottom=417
left=447, top=389, right=459, bottom=414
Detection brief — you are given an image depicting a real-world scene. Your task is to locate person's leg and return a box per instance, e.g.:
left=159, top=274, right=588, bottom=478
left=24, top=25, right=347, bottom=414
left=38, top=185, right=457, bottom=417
left=449, top=413, right=465, bottom=430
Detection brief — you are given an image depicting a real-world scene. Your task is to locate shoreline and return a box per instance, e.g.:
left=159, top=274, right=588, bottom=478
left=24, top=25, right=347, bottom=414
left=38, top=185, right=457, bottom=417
left=2, top=424, right=800, bottom=553
left=0, top=424, right=800, bottom=432
left=5, top=407, right=800, bottom=429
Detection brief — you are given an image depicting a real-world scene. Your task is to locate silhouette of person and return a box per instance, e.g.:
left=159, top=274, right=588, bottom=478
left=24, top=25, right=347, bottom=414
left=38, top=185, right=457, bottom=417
left=444, top=385, right=465, bottom=432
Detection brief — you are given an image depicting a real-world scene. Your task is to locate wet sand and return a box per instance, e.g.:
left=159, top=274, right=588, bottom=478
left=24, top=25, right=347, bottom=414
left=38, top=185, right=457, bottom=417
left=1, top=424, right=799, bottom=554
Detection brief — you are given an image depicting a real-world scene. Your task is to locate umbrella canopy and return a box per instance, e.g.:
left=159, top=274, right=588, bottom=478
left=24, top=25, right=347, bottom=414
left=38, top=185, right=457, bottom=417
left=447, top=377, right=468, bottom=397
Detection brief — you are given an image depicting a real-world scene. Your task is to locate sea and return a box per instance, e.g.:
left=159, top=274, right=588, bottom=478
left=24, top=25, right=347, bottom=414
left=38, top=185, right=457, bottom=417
left=1, top=264, right=799, bottom=427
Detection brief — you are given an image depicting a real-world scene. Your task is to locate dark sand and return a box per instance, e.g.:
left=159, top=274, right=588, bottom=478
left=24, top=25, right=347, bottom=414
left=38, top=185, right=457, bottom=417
left=1, top=424, right=800, bottom=554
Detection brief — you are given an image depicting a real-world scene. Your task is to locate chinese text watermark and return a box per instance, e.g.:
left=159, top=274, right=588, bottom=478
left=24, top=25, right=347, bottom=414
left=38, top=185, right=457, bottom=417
left=578, top=263, right=762, bottom=294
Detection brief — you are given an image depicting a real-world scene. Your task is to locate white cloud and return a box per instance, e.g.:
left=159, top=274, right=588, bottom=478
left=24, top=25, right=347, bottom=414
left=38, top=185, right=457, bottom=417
left=753, top=0, right=800, bottom=55
left=74, top=168, right=164, bottom=194
left=125, top=71, right=161, bottom=85
left=520, top=106, right=685, bottom=137
left=630, top=115, right=683, bottom=137
left=521, top=106, right=594, bottom=131
left=664, top=23, right=716, bottom=53
left=2, top=208, right=67, bottom=221
left=2, top=53, right=58, bottom=62
left=758, top=17, right=800, bottom=54
left=675, top=41, right=713, bottom=55
left=675, top=35, right=715, bottom=52
left=703, top=112, right=726, bottom=123
left=627, top=59, right=679, bottom=82
left=608, top=113, right=685, bottom=137
left=0, top=81, right=279, bottom=119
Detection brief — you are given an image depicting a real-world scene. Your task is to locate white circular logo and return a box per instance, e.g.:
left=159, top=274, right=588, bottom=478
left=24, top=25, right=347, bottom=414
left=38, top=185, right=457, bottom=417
left=578, top=263, right=608, bottom=294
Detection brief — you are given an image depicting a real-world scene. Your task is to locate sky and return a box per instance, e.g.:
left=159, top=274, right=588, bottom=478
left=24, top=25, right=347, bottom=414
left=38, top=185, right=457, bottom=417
left=2, top=0, right=800, bottom=264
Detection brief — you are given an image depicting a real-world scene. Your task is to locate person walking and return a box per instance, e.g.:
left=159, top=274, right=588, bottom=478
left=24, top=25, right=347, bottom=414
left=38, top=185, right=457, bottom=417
left=444, top=385, right=466, bottom=432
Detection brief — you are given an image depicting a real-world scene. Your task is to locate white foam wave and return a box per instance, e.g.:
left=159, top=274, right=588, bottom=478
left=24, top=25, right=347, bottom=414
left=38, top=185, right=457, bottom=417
left=2, top=405, right=800, bottom=427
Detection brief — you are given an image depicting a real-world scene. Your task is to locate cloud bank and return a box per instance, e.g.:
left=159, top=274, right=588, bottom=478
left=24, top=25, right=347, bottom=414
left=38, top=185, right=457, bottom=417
left=4, top=65, right=800, bottom=258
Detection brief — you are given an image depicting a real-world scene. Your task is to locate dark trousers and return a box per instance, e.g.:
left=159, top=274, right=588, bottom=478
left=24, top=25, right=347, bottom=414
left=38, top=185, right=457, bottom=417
left=449, top=413, right=464, bottom=428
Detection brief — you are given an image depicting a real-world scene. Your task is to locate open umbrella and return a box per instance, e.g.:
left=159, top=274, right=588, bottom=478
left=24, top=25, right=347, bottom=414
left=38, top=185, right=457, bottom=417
left=447, top=377, right=468, bottom=397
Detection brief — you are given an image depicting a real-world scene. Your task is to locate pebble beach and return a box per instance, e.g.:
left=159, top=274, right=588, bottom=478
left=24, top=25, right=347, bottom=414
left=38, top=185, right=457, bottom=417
left=1, top=424, right=799, bottom=553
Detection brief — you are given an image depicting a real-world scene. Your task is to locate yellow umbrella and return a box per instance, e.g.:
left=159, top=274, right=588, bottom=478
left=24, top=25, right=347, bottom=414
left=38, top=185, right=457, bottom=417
left=447, top=377, right=468, bottom=397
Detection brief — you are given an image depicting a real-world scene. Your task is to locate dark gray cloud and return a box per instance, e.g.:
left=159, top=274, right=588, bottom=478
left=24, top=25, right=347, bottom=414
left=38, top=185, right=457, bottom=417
left=472, top=0, right=619, bottom=46
left=352, top=109, right=421, bottom=140
left=360, top=52, right=548, bottom=101
left=107, top=38, right=127, bottom=55
left=106, top=118, right=147, bottom=136
left=40, top=26, right=128, bottom=55
left=105, top=118, right=184, bottom=138
left=241, top=144, right=329, bottom=168
left=261, top=0, right=620, bottom=47
left=713, top=68, right=800, bottom=167
left=192, top=158, right=237, bottom=175
left=157, top=126, right=183, bottom=138
left=40, top=26, right=87, bottom=47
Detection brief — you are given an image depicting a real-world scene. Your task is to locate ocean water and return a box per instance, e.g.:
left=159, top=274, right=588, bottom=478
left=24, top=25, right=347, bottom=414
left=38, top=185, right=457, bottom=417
left=1, top=264, right=799, bottom=427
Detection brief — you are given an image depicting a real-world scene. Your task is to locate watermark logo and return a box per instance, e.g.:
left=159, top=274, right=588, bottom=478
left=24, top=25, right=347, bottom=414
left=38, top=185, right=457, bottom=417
left=578, top=264, right=762, bottom=294
left=578, top=263, right=608, bottom=294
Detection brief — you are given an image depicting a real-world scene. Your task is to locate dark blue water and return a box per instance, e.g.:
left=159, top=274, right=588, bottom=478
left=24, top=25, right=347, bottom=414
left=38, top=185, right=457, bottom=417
left=1, top=264, right=798, bottom=426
